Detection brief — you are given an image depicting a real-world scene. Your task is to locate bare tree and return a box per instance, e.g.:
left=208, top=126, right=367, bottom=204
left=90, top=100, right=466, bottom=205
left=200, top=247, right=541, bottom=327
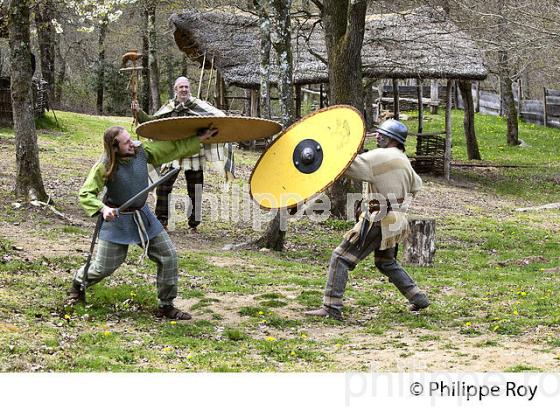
left=9, top=0, right=48, bottom=201
left=96, top=15, right=108, bottom=114
left=145, top=0, right=161, bottom=110
left=34, top=0, right=56, bottom=107
left=312, top=0, right=367, bottom=218
left=255, top=0, right=272, bottom=119
left=253, top=0, right=296, bottom=251
left=458, top=80, right=481, bottom=159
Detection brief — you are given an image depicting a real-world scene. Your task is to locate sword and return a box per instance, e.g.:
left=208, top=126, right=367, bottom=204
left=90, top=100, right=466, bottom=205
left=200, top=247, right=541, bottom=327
left=80, top=168, right=180, bottom=291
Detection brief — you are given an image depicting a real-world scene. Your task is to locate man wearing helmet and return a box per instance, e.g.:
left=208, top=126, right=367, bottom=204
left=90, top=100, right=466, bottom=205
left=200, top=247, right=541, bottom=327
left=305, top=119, right=430, bottom=321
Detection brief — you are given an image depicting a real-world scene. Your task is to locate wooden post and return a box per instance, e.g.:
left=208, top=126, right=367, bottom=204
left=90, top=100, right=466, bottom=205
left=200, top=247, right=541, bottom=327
left=473, top=81, right=480, bottom=113
left=319, top=83, right=324, bottom=108
left=517, top=79, right=522, bottom=117
left=243, top=89, right=251, bottom=116
left=378, top=80, right=384, bottom=113
left=444, top=80, right=453, bottom=181
left=499, top=80, right=504, bottom=116
left=392, top=78, right=400, bottom=120
left=543, top=86, right=548, bottom=127
left=197, top=53, right=206, bottom=99
left=250, top=89, right=259, bottom=117
left=215, top=71, right=226, bottom=110
left=295, top=84, right=302, bottom=119
left=453, top=81, right=459, bottom=109
left=430, top=79, right=439, bottom=114
left=417, top=78, right=423, bottom=135
left=403, top=217, right=436, bottom=266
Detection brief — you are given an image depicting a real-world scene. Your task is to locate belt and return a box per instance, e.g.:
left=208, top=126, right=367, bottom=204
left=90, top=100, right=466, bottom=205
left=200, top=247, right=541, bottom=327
left=106, top=202, right=145, bottom=213
left=367, top=197, right=406, bottom=213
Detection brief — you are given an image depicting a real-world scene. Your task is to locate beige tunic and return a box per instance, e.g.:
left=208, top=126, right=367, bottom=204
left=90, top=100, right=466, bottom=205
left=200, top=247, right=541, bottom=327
left=343, top=147, right=423, bottom=250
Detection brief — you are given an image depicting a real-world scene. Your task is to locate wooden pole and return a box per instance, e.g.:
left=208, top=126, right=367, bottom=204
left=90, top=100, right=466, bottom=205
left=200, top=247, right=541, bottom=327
left=499, top=80, right=504, bottom=116
left=392, top=78, right=400, bottom=120
left=215, top=71, right=226, bottom=110
left=378, top=80, right=384, bottom=113
left=250, top=89, right=259, bottom=117
left=417, top=78, right=423, bottom=135
left=473, top=81, right=480, bottom=113
left=197, top=52, right=206, bottom=99
left=444, top=80, right=453, bottom=181
left=517, top=79, right=522, bottom=117
left=319, top=83, right=324, bottom=108
left=430, top=79, right=439, bottom=114
left=295, top=84, right=302, bottom=119
left=205, top=56, right=214, bottom=101
left=543, top=86, right=548, bottom=127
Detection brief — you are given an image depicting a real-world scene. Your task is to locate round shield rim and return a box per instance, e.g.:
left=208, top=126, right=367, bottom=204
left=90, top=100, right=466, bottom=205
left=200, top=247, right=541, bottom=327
left=249, top=104, right=366, bottom=211
left=135, top=115, right=282, bottom=143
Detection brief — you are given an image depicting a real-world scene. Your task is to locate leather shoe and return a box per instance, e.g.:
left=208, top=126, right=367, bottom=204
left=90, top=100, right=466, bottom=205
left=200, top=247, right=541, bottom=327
left=304, top=306, right=343, bottom=321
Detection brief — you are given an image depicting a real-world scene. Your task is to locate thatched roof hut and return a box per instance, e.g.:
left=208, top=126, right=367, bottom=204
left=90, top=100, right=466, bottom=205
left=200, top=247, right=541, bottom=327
left=170, top=6, right=487, bottom=89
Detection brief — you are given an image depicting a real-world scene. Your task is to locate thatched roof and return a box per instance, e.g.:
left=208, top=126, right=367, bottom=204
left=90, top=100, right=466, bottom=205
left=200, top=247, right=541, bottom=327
left=171, top=6, right=487, bottom=89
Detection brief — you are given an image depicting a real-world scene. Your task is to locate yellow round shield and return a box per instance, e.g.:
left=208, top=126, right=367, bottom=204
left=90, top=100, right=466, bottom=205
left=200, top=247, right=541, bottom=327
left=250, top=105, right=365, bottom=209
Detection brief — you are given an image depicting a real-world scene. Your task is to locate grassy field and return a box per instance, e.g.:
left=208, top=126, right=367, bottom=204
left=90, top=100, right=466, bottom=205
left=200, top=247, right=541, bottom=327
left=0, top=109, right=558, bottom=372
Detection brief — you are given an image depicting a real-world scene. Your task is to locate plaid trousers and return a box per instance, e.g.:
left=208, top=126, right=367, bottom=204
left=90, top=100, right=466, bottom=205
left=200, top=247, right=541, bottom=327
left=155, top=169, right=203, bottom=228
left=73, top=231, right=178, bottom=307
left=323, top=223, right=422, bottom=312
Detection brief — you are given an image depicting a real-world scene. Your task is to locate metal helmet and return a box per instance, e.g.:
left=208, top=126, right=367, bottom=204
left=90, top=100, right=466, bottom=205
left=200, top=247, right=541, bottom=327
left=376, top=119, right=408, bottom=144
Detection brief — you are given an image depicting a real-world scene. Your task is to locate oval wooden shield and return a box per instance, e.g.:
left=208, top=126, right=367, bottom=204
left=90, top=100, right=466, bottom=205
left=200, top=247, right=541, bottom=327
left=250, top=105, right=365, bottom=210
left=135, top=115, right=282, bottom=143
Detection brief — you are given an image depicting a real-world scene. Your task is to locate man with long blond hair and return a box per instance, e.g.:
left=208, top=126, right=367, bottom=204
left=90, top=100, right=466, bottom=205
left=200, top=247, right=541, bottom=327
left=66, top=125, right=214, bottom=320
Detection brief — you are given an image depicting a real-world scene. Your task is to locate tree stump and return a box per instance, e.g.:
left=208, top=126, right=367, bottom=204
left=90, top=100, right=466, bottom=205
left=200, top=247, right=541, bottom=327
left=403, top=217, right=436, bottom=266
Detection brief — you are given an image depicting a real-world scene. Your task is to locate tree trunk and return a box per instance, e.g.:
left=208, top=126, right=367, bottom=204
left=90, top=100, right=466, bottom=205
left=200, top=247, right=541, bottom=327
left=443, top=80, right=453, bottom=181
left=96, top=16, right=108, bottom=115
left=147, top=1, right=161, bottom=110
left=252, top=0, right=295, bottom=251
left=320, top=0, right=367, bottom=219
left=363, top=79, right=375, bottom=130
left=256, top=0, right=272, bottom=119
left=9, top=0, right=48, bottom=201
left=458, top=80, right=481, bottom=160
left=34, top=0, right=55, bottom=107
left=166, top=55, right=174, bottom=100
left=270, top=0, right=295, bottom=126
left=141, top=6, right=150, bottom=112
left=498, top=51, right=520, bottom=146
left=255, top=213, right=286, bottom=251
left=54, top=37, right=65, bottom=106
left=403, top=217, right=436, bottom=266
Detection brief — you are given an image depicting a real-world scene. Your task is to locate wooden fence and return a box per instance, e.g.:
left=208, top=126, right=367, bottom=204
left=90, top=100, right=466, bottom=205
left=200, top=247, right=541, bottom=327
left=455, top=83, right=560, bottom=128
left=0, top=77, right=49, bottom=125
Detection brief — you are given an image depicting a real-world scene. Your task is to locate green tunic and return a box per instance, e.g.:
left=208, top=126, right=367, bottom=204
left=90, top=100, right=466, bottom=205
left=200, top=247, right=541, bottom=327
left=78, top=137, right=201, bottom=217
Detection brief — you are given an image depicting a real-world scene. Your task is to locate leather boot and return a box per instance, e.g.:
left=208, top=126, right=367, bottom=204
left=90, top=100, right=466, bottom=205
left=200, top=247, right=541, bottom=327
left=304, top=306, right=343, bottom=321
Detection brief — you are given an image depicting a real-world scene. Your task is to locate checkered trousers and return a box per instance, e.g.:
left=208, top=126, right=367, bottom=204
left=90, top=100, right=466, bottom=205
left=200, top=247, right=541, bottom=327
left=73, top=230, right=179, bottom=306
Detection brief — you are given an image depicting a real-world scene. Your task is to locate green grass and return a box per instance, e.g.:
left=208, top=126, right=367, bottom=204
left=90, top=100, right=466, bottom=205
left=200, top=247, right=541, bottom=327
left=398, top=110, right=560, bottom=202
left=0, top=110, right=559, bottom=371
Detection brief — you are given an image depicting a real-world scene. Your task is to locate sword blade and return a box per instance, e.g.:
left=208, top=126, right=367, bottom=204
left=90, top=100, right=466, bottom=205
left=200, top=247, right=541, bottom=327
left=118, top=167, right=180, bottom=213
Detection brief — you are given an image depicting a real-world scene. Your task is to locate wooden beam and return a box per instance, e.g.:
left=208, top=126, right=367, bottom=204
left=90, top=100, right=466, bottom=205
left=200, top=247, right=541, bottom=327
left=392, top=78, right=400, bottom=120
left=473, top=81, right=480, bottom=113
left=444, top=80, right=453, bottom=181
left=250, top=89, right=259, bottom=117
left=543, top=86, right=548, bottom=127
left=295, top=84, right=302, bottom=119
left=516, top=79, right=521, bottom=117
left=215, top=70, right=226, bottom=110
left=417, top=78, right=423, bottom=135
left=430, top=80, right=439, bottom=114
